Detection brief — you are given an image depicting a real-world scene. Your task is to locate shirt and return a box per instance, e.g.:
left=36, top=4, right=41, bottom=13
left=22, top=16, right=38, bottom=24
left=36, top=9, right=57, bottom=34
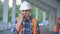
left=22, top=19, right=33, bottom=34
left=11, top=17, right=40, bottom=34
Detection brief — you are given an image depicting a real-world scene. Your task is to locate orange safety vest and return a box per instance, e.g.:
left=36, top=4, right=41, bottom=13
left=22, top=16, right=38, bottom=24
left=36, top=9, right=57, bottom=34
left=54, top=24, right=59, bottom=32
left=19, top=18, right=37, bottom=34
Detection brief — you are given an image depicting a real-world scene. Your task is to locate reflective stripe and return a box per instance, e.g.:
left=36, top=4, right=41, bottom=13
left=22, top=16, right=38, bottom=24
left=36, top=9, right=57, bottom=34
left=32, top=18, right=37, bottom=34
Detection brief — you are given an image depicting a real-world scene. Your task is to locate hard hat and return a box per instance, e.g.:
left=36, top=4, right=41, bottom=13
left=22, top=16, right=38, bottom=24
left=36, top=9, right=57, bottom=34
left=20, top=1, right=31, bottom=10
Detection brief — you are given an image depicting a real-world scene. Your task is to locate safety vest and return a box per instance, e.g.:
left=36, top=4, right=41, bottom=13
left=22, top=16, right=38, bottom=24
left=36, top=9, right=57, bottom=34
left=54, top=24, right=59, bottom=32
left=17, top=18, right=37, bottom=34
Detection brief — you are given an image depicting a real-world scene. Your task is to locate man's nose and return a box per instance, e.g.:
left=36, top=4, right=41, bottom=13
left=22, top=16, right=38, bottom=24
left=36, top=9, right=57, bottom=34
left=23, top=11, right=26, bottom=14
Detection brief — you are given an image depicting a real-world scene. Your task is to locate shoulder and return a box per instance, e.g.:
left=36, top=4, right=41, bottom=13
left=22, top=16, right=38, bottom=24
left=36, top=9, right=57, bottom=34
left=32, top=18, right=38, bottom=24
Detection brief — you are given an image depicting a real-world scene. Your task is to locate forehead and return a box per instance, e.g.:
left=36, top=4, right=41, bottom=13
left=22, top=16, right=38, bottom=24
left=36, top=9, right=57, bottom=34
left=21, top=9, right=31, bottom=11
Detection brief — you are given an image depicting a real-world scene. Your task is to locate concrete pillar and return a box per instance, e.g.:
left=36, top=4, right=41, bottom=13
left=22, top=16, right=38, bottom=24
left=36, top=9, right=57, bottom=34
left=0, top=0, right=1, bottom=10
left=11, top=0, right=16, bottom=23
left=0, top=0, right=1, bottom=6
left=43, top=11, right=46, bottom=22
left=57, top=3, right=60, bottom=18
left=3, top=0, right=9, bottom=23
left=49, top=10, right=57, bottom=31
left=36, top=7, right=38, bottom=20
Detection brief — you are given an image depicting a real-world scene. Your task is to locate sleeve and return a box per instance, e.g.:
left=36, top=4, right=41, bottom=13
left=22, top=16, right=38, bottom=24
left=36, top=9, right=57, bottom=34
left=11, top=19, right=17, bottom=34
left=36, top=21, right=40, bottom=34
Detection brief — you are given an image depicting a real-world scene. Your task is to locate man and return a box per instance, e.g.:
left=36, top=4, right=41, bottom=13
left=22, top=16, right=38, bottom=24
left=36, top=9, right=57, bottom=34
left=16, top=1, right=40, bottom=34
left=54, top=17, right=59, bottom=34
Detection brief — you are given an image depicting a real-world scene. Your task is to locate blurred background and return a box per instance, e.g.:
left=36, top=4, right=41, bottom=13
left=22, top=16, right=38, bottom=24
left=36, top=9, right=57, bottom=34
left=0, top=0, right=60, bottom=34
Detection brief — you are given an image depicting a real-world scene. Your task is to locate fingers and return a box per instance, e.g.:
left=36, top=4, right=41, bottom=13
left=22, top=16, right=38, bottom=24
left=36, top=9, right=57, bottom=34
left=19, top=13, right=24, bottom=17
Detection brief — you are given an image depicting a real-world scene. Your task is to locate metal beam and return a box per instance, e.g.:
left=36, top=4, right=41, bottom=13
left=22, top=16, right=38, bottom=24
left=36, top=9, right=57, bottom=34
left=40, top=0, right=59, bottom=9
left=24, top=0, right=56, bottom=12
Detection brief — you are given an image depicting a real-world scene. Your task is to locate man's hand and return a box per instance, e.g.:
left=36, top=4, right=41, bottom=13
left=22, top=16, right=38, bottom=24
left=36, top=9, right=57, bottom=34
left=18, top=13, right=24, bottom=22
left=16, top=13, right=24, bottom=31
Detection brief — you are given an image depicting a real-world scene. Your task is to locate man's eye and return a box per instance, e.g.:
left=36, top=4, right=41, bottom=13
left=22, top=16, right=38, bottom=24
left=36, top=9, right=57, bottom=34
left=23, top=11, right=24, bottom=12
left=26, top=10, right=29, bottom=11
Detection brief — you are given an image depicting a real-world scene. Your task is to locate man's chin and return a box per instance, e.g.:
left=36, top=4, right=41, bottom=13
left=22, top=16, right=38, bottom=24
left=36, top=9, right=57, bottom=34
left=24, top=16, right=28, bottom=18
left=24, top=16, right=29, bottom=18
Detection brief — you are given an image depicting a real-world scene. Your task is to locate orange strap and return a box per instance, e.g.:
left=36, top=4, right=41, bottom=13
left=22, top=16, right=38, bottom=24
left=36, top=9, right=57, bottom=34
left=54, top=24, right=58, bottom=32
left=19, top=24, right=22, bottom=34
left=32, top=18, right=37, bottom=34
left=19, top=18, right=37, bottom=34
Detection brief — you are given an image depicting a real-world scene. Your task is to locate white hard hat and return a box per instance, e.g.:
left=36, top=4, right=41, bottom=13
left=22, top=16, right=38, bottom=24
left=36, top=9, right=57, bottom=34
left=20, top=1, right=31, bottom=10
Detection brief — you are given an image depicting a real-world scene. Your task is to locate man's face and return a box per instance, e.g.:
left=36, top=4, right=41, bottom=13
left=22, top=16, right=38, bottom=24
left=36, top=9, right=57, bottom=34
left=21, top=9, right=31, bottom=18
